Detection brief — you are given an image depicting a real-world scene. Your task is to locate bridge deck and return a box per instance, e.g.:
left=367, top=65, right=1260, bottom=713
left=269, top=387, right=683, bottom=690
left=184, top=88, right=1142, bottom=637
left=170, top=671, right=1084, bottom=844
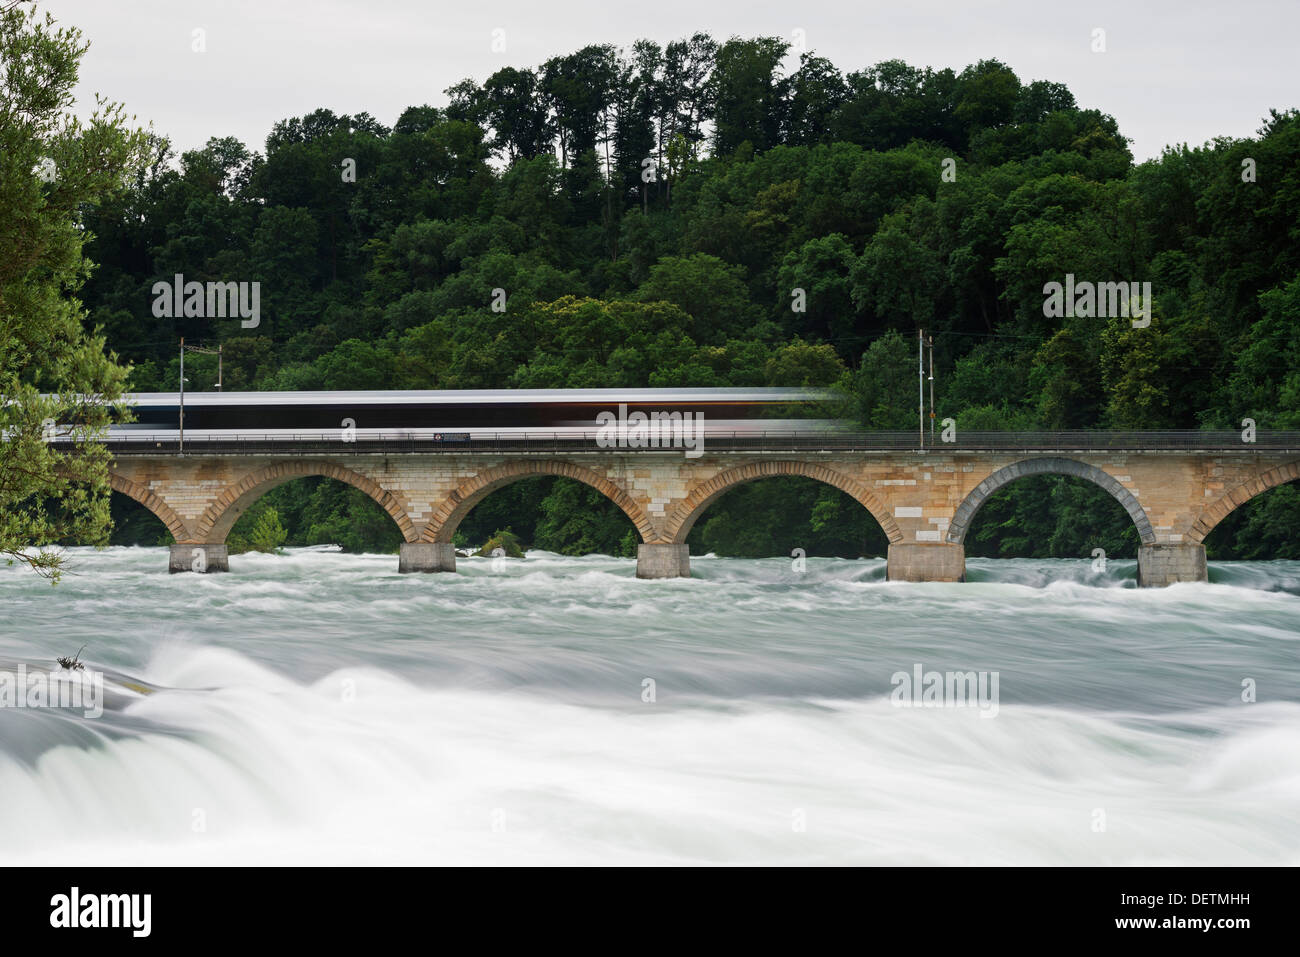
left=98, top=430, right=1300, bottom=455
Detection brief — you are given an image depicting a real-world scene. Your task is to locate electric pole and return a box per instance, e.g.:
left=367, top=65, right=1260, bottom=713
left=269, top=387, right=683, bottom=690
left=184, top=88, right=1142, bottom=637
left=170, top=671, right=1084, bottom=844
left=918, top=328, right=925, bottom=449
left=928, top=333, right=935, bottom=440
left=179, top=340, right=223, bottom=452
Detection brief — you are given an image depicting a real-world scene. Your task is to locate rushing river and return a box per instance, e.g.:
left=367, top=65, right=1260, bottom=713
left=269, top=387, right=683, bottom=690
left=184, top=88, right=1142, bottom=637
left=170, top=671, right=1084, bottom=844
left=1, top=546, right=1297, bottom=865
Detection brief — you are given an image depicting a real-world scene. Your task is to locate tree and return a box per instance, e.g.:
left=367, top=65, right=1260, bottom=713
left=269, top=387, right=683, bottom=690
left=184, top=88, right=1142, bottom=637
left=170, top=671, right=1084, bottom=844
left=953, top=59, right=1021, bottom=136
left=0, top=3, right=146, bottom=581
left=309, top=338, right=397, bottom=390
left=776, top=233, right=856, bottom=344
left=634, top=253, right=762, bottom=343
left=660, top=33, right=717, bottom=157
left=475, top=528, right=524, bottom=558
left=481, top=67, right=552, bottom=163
left=229, top=504, right=288, bottom=554
left=711, top=36, right=789, bottom=155
left=248, top=206, right=321, bottom=337
left=613, top=40, right=661, bottom=210
left=1031, top=326, right=1102, bottom=428
left=1099, top=312, right=1176, bottom=429
left=845, top=331, right=917, bottom=429
left=541, top=44, right=619, bottom=174
left=764, top=340, right=846, bottom=386
left=832, top=60, right=957, bottom=151
left=1209, top=273, right=1300, bottom=428
left=850, top=205, right=945, bottom=335
left=534, top=479, right=637, bottom=555
left=784, top=54, right=847, bottom=146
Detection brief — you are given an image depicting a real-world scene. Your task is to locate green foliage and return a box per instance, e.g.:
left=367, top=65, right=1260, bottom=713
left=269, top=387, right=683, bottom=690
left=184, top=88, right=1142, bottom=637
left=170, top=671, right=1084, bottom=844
left=248, top=508, right=288, bottom=553
left=475, top=529, right=525, bottom=558
left=1030, top=327, right=1102, bottom=428
left=964, top=476, right=1140, bottom=559
left=851, top=205, right=944, bottom=335
left=764, top=340, right=847, bottom=387
left=254, top=478, right=404, bottom=554
left=634, top=253, right=762, bottom=344
left=776, top=234, right=857, bottom=346
left=109, top=496, right=175, bottom=547
left=533, top=480, right=637, bottom=556
left=454, top=477, right=636, bottom=556
left=1, top=5, right=148, bottom=581
left=712, top=37, right=790, bottom=155
left=685, top=477, right=889, bottom=558
left=845, top=331, right=919, bottom=429
left=228, top=502, right=288, bottom=554
left=1211, top=275, right=1300, bottom=428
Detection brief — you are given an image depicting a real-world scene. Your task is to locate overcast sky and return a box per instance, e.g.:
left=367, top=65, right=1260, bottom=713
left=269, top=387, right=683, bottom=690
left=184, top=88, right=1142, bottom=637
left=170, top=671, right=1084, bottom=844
left=44, top=0, right=1299, bottom=162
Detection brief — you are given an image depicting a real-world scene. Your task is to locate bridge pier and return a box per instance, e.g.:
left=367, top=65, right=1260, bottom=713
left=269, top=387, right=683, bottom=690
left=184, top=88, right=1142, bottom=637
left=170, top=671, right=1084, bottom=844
left=168, top=543, right=229, bottom=573
left=887, top=543, right=965, bottom=582
left=1137, top=543, right=1207, bottom=587
left=637, top=543, right=690, bottom=579
left=398, top=542, right=457, bottom=573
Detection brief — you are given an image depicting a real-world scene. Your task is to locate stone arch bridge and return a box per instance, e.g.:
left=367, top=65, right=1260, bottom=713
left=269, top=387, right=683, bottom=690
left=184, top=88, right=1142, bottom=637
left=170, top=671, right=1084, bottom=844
left=107, top=439, right=1300, bottom=586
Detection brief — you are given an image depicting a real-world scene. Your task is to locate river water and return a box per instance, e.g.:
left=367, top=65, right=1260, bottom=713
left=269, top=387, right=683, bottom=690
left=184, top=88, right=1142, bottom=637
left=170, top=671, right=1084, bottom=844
left=1, top=546, right=1297, bottom=865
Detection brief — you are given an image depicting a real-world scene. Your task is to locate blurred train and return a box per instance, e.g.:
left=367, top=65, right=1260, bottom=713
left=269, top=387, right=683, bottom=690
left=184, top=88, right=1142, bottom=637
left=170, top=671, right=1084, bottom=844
left=94, top=388, right=845, bottom=444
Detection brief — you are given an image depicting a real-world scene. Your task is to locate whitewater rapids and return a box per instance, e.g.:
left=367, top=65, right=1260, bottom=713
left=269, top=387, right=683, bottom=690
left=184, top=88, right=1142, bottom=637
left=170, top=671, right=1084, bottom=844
left=1, top=547, right=1296, bottom=865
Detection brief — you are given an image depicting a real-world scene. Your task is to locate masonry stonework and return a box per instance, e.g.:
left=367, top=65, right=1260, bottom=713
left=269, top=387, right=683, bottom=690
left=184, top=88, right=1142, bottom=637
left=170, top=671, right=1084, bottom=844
left=110, top=449, right=1299, bottom=583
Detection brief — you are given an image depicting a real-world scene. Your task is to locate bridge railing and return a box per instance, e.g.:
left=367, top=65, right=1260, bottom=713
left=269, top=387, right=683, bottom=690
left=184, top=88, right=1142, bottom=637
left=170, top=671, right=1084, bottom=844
left=93, top=430, right=1300, bottom=455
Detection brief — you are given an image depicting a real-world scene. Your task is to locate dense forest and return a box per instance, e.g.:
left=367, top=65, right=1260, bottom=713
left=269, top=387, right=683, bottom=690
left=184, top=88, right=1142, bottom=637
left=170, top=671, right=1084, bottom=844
left=85, top=36, right=1300, bottom=559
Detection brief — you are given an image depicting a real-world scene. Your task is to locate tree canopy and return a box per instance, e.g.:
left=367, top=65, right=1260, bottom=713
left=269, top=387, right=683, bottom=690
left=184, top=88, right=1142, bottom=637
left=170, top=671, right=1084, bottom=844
left=0, top=4, right=145, bottom=580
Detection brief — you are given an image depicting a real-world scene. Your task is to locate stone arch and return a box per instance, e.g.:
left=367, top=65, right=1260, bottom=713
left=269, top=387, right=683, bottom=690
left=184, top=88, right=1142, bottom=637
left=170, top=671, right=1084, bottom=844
left=109, top=472, right=192, bottom=543
left=946, top=457, right=1154, bottom=545
left=662, top=460, right=902, bottom=545
left=422, top=460, right=655, bottom=545
left=1188, top=460, right=1300, bottom=544
left=194, top=461, right=417, bottom=544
